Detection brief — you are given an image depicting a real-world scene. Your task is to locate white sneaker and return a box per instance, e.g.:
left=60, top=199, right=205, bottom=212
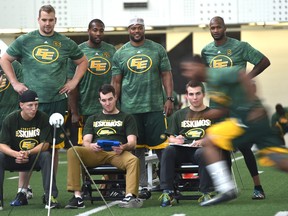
left=118, top=196, right=143, bottom=208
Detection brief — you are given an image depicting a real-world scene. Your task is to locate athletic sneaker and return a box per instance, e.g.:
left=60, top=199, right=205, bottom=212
left=45, top=196, right=61, bottom=209
left=10, top=192, right=28, bottom=206
left=0, top=199, right=3, bottom=210
left=65, top=196, right=85, bottom=209
left=252, top=189, right=265, bottom=200
left=26, top=187, right=33, bottom=199
left=138, top=188, right=152, bottom=200
left=118, top=195, right=143, bottom=208
left=200, top=189, right=237, bottom=207
left=159, top=191, right=174, bottom=207
left=198, top=193, right=212, bottom=203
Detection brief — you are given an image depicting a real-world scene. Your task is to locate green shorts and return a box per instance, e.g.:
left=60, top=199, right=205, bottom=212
left=38, top=99, right=68, bottom=149
left=132, top=111, right=168, bottom=149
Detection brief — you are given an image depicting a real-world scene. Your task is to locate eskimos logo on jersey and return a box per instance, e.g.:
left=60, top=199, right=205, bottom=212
left=97, top=127, right=116, bottom=136
left=185, top=128, right=205, bottom=139
left=127, top=54, right=152, bottom=74
left=32, top=45, right=59, bottom=64
left=19, top=139, right=38, bottom=150
left=209, top=54, right=233, bottom=68
left=88, top=56, right=111, bottom=75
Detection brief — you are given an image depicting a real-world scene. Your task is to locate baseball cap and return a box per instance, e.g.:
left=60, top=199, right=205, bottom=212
left=19, top=90, right=39, bottom=103
left=128, top=17, right=144, bottom=28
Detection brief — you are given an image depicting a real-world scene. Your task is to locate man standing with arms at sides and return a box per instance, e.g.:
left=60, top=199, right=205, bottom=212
left=69, top=19, right=116, bottom=145
left=1, top=5, right=88, bottom=181
left=111, top=17, right=174, bottom=199
left=201, top=16, right=270, bottom=200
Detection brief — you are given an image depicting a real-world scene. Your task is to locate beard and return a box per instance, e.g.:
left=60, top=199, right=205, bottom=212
left=129, top=35, right=144, bottom=43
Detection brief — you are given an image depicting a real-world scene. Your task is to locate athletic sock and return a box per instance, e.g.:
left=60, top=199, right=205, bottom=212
left=254, top=185, right=263, bottom=191
left=206, top=160, right=235, bottom=193
left=18, top=188, right=28, bottom=194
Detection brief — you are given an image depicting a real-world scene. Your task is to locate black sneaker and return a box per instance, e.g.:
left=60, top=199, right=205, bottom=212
left=200, top=189, right=237, bottom=207
left=45, top=196, right=61, bottom=209
left=10, top=192, right=28, bottom=206
left=138, top=188, right=152, bottom=200
left=65, top=196, right=85, bottom=209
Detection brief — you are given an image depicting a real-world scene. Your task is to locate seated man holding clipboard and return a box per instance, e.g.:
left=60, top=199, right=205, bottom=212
left=65, top=84, right=143, bottom=209
left=159, top=80, right=228, bottom=207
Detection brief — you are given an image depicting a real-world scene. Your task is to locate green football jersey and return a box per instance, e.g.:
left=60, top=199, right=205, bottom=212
left=112, top=39, right=172, bottom=113
left=83, top=111, right=138, bottom=144
left=202, top=37, right=265, bottom=115
left=166, top=106, right=213, bottom=143
left=201, top=37, right=264, bottom=69
left=0, top=110, right=52, bottom=151
left=68, top=41, right=116, bottom=116
left=6, top=30, right=84, bottom=103
left=0, top=61, right=22, bottom=129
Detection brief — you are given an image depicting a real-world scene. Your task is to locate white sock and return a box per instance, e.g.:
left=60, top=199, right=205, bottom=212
left=206, top=161, right=235, bottom=193
left=18, top=188, right=28, bottom=194
left=75, top=194, right=82, bottom=198
left=125, top=193, right=132, bottom=197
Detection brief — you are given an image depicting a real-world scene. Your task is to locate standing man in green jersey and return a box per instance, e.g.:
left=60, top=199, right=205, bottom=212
left=111, top=17, right=174, bottom=198
left=201, top=16, right=270, bottom=200
left=1, top=5, right=88, bottom=176
left=68, top=19, right=116, bottom=145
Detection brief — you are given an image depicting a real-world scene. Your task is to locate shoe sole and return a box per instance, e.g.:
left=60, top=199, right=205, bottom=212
left=118, top=201, right=143, bottom=208
left=64, top=205, right=85, bottom=209
left=200, top=191, right=237, bottom=207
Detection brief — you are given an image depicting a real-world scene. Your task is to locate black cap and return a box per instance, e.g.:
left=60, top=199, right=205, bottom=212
left=19, top=90, right=39, bottom=103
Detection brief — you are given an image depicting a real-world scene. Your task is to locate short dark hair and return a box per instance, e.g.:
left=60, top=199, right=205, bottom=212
left=88, top=19, right=105, bottom=29
left=210, top=16, right=226, bottom=26
left=98, top=84, right=115, bottom=98
left=276, top=103, right=285, bottom=116
left=186, top=80, right=205, bottom=94
left=39, top=5, right=55, bottom=17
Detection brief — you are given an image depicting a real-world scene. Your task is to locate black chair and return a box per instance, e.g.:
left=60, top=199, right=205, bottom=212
left=82, top=165, right=126, bottom=203
left=174, top=163, right=201, bottom=202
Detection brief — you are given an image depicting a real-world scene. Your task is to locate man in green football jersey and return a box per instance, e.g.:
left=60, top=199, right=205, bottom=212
left=180, top=55, right=288, bottom=207
left=111, top=17, right=174, bottom=199
left=68, top=18, right=116, bottom=145
left=1, top=5, right=88, bottom=175
left=201, top=16, right=270, bottom=200
left=271, top=103, right=288, bottom=145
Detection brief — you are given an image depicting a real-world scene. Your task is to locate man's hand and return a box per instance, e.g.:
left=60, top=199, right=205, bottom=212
left=11, top=82, right=28, bottom=95
left=164, top=100, right=174, bottom=117
left=90, top=143, right=103, bottom=152
left=15, top=151, right=29, bottom=164
left=112, top=146, right=124, bottom=155
left=59, top=79, right=78, bottom=94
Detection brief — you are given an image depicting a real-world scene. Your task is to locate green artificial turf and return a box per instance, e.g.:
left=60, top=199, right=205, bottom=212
left=2, top=151, right=288, bottom=216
